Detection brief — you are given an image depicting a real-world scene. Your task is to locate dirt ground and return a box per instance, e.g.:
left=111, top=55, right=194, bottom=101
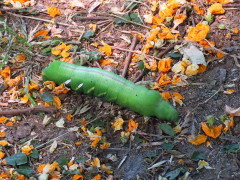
left=1, top=0, right=240, bottom=180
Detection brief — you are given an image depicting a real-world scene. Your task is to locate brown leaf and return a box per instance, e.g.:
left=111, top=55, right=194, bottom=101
left=225, top=105, right=240, bottom=116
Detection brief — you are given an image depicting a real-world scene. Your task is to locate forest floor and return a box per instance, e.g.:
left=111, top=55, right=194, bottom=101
left=0, top=0, right=240, bottom=180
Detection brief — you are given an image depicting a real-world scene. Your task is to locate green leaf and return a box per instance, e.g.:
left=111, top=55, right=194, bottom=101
left=158, top=123, right=175, bottom=136
left=165, top=168, right=187, bottom=180
left=205, top=115, right=215, bottom=127
left=167, top=52, right=181, bottom=59
left=29, top=149, right=39, bottom=159
left=129, top=13, right=142, bottom=24
left=124, top=0, right=138, bottom=10
left=82, top=31, right=95, bottom=39
left=55, top=157, right=69, bottom=168
left=42, top=48, right=51, bottom=54
left=115, top=14, right=131, bottom=24
left=138, top=61, right=145, bottom=71
left=191, top=151, right=206, bottom=161
left=162, top=142, right=174, bottom=150
left=40, top=93, right=54, bottom=102
left=76, top=157, right=87, bottom=163
left=224, top=144, right=239, bottom=153
left=16, top=165, right=34, bottom=176
left=6, top=152, right=28, bottom=166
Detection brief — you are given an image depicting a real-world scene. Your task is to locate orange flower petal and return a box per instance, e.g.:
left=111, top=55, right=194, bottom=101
left=158, top=58, right=173, bottom=72
left=0, top=117, right=8, bottom=124
left=208, top=3, right=225, bottom=14
left=0, top=132, right=6, bottom=138
left=66, top=114, right=73, bottom=121
left=161, top=92, right=172, bottom=101
left=99, top=142, right=110, bottom=149
left=21, top=145, right=34, bottom=155
left=53, top=96, right=61, bottom=109
left=53, top=84, right=70, bottom=95
left=0, top=66, right=10, bottom=79
left=173, top=92, right=184, bottom=105
left=185, top=23, right=210, bottom=42
left=201, top=122, right=223, bottom=138
left=35, top=30, right=49, bottom=37
left=0, top=151, right=5, bottom=159
left=47, top=6, right=61, bottom=17
left=72, top=174, right=84, bottom=180
left=189, top=134, right=207, bottom=145
left=99, top=41, right=112, bottom=56
left=0, top=140, right=9, bottom=146
left=127, top=119, right=138, bottom=132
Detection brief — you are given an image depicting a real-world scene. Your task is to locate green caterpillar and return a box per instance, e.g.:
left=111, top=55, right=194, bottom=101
left=42, top=61, right=178, bottom=122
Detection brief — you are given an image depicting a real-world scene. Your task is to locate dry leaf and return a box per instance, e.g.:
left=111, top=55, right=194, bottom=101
left=42, top=115, right=51, bottom=126
left=55, top=118, right=65, bottom=128
left=49, top=140, right=58, bottom=153
left=69, top=0, right=85, bottom=9
left=223, top=89, right=235, bottom=94
left=225, top=105, right=240, bottom=116
left=197, top=160, right=214, bottom=170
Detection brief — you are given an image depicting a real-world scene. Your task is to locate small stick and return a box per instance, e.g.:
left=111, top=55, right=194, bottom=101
left=7, top=12, right=72, bottom=27
left=133, top=69, right=149, bottom=83
left=107, top=13, right=151, bottom=29
left=0, top=103, right=8, bottom=107
left=121, top=35, right=138, bottom=77
left=156, top=43, right=178, bottom=58
left=0, top=106, right=56, bottom=116
left=111, top=46, right=162, bottom=60
left=74, top=16, right=112, bottom=21
left=230, top=55, right=240, bottom=68
left=0, top=7, right=27, bottom=12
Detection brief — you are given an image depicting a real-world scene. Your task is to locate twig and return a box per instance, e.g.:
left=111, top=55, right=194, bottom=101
left=7, top=12, right=72, bottom=26
left=0, top=103, right=8, bottom=107
left=2, top=146, right=10, bottom=157
left=133, top=69, right=149, bottom=83
left=0, top=106, right=56, bottom=115
left=121, top=35, right=138, bottom=77
left=107, top=13, right=151, bottom=29
left=0, top=7, right=26, bottom=12
left=74, top=16, right=113, bottom=21
left=36, top=131, right=69, bottom=150
left=111, top=46, right=162, bottom=60
left=96, top=21, right=113, bottom=37
left=192, top=86, right=222, bottom=112
left=156, top=43, right=178, bottom=58
left=190, top=39, right=228, bottom=55
left=117, top=155, right=128, bottom=169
